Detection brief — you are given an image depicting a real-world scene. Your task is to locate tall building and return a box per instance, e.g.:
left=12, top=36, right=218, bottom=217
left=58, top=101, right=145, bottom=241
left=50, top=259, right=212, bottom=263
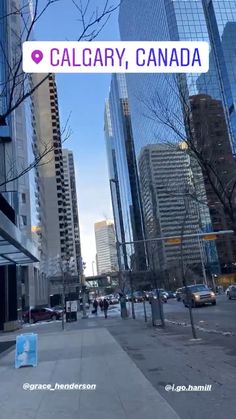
left=119, top=0, right=236, bottom=154
left=138, top=143, right=215, bottom=277
left=31, top=75, right=69, bottom=275
left=32, top=75, right=82, bottom=299
left=105, top=74, right=147, bottom=272
left=119, top=0, right=235, bottom=275
left=0, top=0, right=38, bottom=330
left=94, top=220, right=118, bottom=274
left=62, top=149, right=82, bottom=275
left=190, top=93, right=236, bottom=270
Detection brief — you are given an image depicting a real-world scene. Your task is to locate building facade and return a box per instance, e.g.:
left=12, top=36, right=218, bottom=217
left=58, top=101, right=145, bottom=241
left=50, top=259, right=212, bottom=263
left=62, top=149, right=82, bottom=275
left=190, top=93, right=236, bottom=271
left=119, top=0, right=235, bottom=275
left=138, top=143, right=215, bottom=278
left=94, top=220, right=118, bottom=275
left=105, top=74, right=147, bottom=272
left=0, top=0, right=38, bottom=330
left=119, top=0, right=236, bottom=154
left=31, top=74, right=69, bottom=277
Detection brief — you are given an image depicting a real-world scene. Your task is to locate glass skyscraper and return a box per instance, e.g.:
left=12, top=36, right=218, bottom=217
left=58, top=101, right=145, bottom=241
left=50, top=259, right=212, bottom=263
left=105, top=74, right=147, bottom=272
left=119, top=0, right=236, bottom=154
left=118, top=0, right=235, bottom=276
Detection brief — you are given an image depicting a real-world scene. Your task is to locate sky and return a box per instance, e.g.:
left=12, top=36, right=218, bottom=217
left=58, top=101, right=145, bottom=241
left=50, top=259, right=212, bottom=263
left=35, top=1, right=120, bottom=275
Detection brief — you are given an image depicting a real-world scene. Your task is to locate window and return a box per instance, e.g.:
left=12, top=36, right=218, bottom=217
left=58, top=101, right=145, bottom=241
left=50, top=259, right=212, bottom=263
left=21, top=193, right=26, bottom=203
left=21, top=215, right=27, bottom=226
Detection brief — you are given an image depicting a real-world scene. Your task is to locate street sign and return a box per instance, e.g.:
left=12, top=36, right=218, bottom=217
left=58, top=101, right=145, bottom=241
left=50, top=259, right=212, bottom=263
left=202, top=234, right=217, bottom=241
left=165, top=238, right=182, bottom=245
left=15, top=333, right=38, bottom=368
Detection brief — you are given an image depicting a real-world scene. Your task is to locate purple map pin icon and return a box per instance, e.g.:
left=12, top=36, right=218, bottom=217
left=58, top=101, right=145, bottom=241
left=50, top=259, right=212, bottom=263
left=31, top=50, right=43, bottom=64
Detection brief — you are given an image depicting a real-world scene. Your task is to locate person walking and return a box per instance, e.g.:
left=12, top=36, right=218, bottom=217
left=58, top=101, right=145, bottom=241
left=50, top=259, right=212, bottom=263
left=103, top=298, right=109, bottom=319
left=92, top=298, right=98, bottom=315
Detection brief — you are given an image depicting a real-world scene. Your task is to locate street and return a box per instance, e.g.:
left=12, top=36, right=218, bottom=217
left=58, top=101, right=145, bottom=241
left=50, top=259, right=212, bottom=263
left=133, top=295, right=236, bottom=336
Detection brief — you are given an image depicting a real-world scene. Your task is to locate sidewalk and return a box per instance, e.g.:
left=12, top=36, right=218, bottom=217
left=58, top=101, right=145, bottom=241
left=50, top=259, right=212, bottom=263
left=0, top=326, right=180, bottom=419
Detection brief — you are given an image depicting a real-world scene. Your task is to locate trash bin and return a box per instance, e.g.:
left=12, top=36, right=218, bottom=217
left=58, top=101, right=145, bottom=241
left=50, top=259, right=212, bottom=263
left=150, top=297, right=164, bottom=327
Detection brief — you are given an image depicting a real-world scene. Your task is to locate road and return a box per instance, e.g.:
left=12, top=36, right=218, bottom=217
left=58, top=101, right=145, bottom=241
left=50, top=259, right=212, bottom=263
left=21, top=294, right=236, bottom=338
left=130, top=295, right=236, bottom=335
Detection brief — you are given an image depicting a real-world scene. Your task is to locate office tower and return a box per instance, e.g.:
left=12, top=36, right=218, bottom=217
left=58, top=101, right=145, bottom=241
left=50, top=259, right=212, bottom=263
left=190, top=94, right=236, bottom=271
left=62, top=149, right=82, bottom=275
left=0, top=0, right=38, bottom=330
left=119, top=0, right=234, bottom=274
left=138, top=143, right=213, bottom=278
left=105, top=74, right=146, bottom=272
left=119, top=0, right=236, bottom=153
left=94, top=220, right=118, bottom=274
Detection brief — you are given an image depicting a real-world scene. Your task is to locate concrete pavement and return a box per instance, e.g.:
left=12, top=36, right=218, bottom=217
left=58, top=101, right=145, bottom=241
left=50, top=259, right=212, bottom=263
left=0, top=326, right=180, bottom=419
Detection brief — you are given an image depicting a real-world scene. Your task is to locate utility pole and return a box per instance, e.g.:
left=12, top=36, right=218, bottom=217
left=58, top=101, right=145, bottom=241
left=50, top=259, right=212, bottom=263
left=129, top=270, right=136, bottom=319
left=81, top=273, right=88, bottom=319
left=61, top=268, right=65, bottom=331
left=198, top=234, right=208, bottom=286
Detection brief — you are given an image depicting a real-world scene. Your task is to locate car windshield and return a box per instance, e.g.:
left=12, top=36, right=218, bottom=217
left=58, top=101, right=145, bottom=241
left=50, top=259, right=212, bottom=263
left=189, top=285, right=209, bottom=292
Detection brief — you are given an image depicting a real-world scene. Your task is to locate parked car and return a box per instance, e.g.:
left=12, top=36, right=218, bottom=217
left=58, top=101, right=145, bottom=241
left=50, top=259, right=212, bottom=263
left=228, top=284, right=236, bottom=300
left=181, top=284, right=216, bottom=308
left=149, top=290, right=167, bottom=303
left=23, top=307, right=62, bottom=323
left=158, top=289, right=169, bottom=298
left=109, top=294, right=119, bottom=304
left=166, top=291, right=176, bottom=299
left=133, top=291, right=145, bottom=302
left=176, top=288, right=184, bottom=301
left=225, top=285, right=236, bottom=297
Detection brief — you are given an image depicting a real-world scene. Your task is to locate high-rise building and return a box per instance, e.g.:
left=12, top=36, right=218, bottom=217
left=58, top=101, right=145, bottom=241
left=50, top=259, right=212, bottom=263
left=62, top=149, right=82, bottom=275
left=190, top=93, right=236, bottom=270
left=119, top=0, right=236, bottom=154
left=94, top=220, right=118, bottom=274
left=0, top=0, right=38, bottom=330
left=119, top=0, right=235, bottom=275
left=31, top=74, right=69, bottom=274
left=138, top=143, right=215, bottom=276
left=105, top=74, right=147, bottom=272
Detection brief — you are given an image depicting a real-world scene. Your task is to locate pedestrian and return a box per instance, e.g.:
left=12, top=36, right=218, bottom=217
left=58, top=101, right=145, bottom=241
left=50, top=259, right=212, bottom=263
left=103, top=298, right=109, bottom=319
left=99, top=299, right=104, bottom=311
left=92, top=299, right=98, bottom=315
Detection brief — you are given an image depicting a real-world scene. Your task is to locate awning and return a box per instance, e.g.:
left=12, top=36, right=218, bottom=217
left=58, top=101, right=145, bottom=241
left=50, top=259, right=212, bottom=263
left=0, top=210, right=39, bottom=266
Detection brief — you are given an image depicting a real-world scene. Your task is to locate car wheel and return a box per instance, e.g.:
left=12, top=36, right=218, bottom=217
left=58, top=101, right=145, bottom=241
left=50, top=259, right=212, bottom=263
left=212, top=301, right=216, bottom=305
left=52, top=315, right=57, bottom=321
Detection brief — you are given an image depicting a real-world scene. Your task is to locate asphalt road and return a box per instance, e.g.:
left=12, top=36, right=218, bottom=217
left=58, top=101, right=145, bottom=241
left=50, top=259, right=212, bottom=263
left=132, top=295, right=236, bottom=335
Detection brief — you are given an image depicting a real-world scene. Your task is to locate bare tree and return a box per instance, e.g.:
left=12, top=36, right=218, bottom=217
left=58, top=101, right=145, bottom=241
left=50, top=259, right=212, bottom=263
left=140, top=73, right=236, bottom=238
left=0, top=0, right=120, bottom=187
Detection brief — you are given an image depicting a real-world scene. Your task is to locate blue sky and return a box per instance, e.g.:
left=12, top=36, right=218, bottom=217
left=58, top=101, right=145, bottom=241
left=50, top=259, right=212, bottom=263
left=35, top=1, right=120, bottom=275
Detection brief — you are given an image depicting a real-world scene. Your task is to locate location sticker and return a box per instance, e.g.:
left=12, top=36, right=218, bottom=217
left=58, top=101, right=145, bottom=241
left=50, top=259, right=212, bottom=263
left=31, top=50, right=43, bottom=64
